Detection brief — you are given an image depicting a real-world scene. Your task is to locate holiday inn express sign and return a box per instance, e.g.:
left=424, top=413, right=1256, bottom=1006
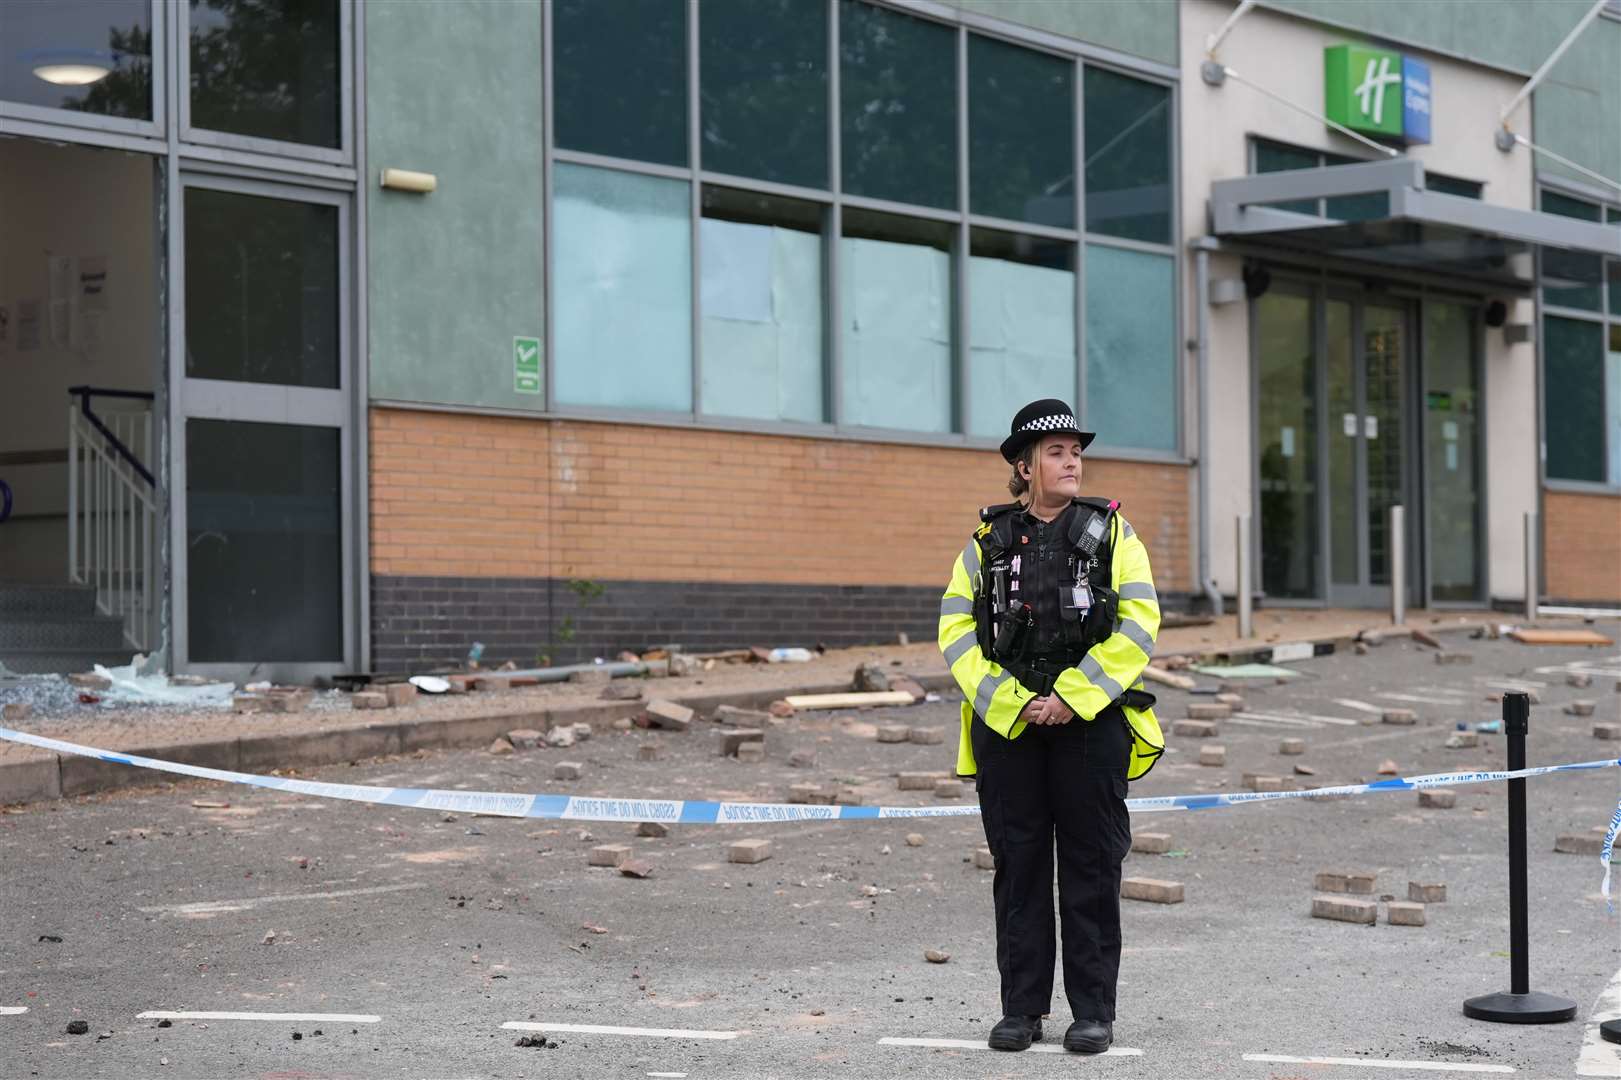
left=1324, top=44, right=1431, bottom=145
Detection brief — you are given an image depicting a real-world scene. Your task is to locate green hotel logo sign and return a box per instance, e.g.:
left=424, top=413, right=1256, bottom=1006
left=1324, top=45, right=1431, bottom=145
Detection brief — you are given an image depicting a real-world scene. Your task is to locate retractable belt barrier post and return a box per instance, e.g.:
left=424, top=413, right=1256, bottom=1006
left=1462, top=691, right=1577, bottom=1025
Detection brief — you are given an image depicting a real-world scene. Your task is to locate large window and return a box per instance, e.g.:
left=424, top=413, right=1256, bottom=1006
left=0, top=0, right=154, bottom=121
left=547, top=1, right=1179, bottom=453
left=188, top=0, right=341, bottom=149
left=1540, top=188, right=1621, bottom=487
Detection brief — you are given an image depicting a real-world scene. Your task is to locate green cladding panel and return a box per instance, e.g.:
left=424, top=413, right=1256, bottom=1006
left=366, top=0, right=545, bottom=410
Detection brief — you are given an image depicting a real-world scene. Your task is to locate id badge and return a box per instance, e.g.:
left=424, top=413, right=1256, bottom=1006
left=1071, top=581, right=1093, bottom=614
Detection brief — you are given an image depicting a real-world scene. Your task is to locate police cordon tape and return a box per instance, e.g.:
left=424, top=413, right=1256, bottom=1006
left=0, top=725, right=1615, bottom=897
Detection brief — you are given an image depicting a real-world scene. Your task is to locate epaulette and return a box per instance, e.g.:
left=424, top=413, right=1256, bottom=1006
left=978, top=500, right=1024, bottom=523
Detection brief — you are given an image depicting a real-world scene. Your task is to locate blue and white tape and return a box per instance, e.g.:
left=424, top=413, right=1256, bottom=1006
left=1, top=725, right=1617, bottom=828
left=1602, top=794, right=1620, bottom=908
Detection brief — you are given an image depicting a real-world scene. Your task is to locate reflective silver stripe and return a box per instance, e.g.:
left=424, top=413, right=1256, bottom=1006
left=1119, top=617, right=1156, bottom=658
left=939, top=595, right=975, bottom=618
left=960, top=539, right=981, bottom=581
left=1118, top=581, right=1158, bottom=604
left=974, top=669, right=1011, bottom=718
left=942, top=630, right=979, bottom=668
left=1079, top=654, right=1124, bottom=701
left=1121, top=520, right=1135, bottom=539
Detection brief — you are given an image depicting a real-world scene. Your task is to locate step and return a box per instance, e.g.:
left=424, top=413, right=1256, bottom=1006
left=0, top=583, right=98, bottom=617
left=0, top=615, right=129, bottom=652
left=0, top=647, right=135, bottom=676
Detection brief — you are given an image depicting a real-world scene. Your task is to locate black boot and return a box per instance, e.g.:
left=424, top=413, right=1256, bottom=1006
left=1063, top=1018, right=1112, bottom=1053
left=988, top=1015, right=1043, bottom=1051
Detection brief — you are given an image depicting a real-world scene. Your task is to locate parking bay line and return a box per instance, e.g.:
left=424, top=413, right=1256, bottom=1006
left=503, top=1021, right=740, bottom=1041
left=137, top=882, right=425, bottom=916
left=138, top=1011, right=382, bottom=1024
left=0, top=1007, right=27, bottom=1016
left=1334, top=699, right=1387, bottom=714
left=879, top=1036, right=1143, bottom=1056
left=1575, top=962, right=1621, bottom=1078
left=1377, top=692, right=1468, bottom=706
left=1243, top=1053, right=1511, bottom=1073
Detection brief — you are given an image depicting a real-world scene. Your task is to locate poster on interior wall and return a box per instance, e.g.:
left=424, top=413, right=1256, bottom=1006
left=16, top=300, right=41, bottom=351
left=78, top=257, right=108, bottom=312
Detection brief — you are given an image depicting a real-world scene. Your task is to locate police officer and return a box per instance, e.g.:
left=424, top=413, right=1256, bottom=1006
left=937, top=399, right=1164, bottom=1054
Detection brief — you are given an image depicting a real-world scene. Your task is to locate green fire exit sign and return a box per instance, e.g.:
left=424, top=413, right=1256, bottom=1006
left=513, top=335, right=541, bottom=395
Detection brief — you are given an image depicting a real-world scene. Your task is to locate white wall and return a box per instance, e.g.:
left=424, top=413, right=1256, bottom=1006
left=0, top=137, right=157, bottom=582
left=1180, top=0, right=1538, bottom=604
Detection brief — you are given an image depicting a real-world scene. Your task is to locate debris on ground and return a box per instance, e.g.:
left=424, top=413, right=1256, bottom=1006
left=618, top=859, right=654, bottom=878
left=1508, top=628, right=1613, bottom=646
left=924, top=949, right=950, bottom=963
left=783, top=691, right=914, bottom=711
left=66, top=1020, right=89, bottom=1035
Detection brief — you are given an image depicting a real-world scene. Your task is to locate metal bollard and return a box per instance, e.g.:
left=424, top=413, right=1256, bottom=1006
left=1523, top=512, right=1538, bottom=622
left=1236, top=514, right=1252, bottom=640
left=1389, top=504, right=1405, bottom=626
left=1462, top=691, right=1576, bottom=1024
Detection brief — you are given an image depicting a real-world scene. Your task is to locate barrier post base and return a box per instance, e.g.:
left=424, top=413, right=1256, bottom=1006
left=1601, top=1018, right=1621, bottom=1045
left=1462, top=990, right=1576, bottom=1024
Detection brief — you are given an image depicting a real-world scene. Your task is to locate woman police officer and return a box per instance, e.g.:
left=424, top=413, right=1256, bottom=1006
left=937, top=398, right=1164, bottom=1054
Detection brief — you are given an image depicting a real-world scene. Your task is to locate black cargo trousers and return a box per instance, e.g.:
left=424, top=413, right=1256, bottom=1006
left=974, top=704, right=1132, bottom=1022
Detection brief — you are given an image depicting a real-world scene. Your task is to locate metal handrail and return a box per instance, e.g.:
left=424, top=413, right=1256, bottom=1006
left=68, top=387, right=156, bottom=487
left=66, top=387, right=156, bottom=653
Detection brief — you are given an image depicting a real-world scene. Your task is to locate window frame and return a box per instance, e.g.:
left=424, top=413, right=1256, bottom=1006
left=1535, top=175, right=1621, bottom=494
left=536, top=0, right=1185, bottom=463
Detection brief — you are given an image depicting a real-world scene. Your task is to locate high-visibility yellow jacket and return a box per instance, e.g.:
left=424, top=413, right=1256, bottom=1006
left=938, top=508, right=1165, bottom=780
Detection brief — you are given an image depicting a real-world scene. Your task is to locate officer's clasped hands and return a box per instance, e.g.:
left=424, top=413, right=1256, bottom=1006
left=1021, top=695, right=1076, bottom=726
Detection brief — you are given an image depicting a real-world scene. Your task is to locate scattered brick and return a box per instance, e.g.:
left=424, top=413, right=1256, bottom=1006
left=787, top=782, right=822, bottom=804
left=263, top=689, right=311, bottom=714
left=636, top=821, right=669, bottom=838
left=1314, top=871, right=1376, bottom=894
left=973, top=847, right=995, bottom=870
left=1408, top=882, right=1447, bottom=903
left=833, top=786, right=864, bottom=806
left=1377, top=760, right=1399, bottom=775
left=1122, top=877, right=1184, bottom=904
left=1418, top=788, right=1456, bottom=809
left=1564, top=701, right=1596, bottom=717
left=611, top=717, right=634, bottom=731
left=1279, top=737, right=1306, bottom=755
left=553, top=761, right=583, bottom=781
left=1198, top=744, right=1226, bottom=767
left=1187, top=703, right=1231, bottom=720
left=908, top=726, right=945, bottom=745
left=1294, top=764, right=1316, bottom=776
left=1434, top=651, right=1472, bottom=666
left=719, top=729, right=765, bottom=757
left=898, top=771, right=948, bottom=791
left=905, top=833, right=925, bottom=847
left=714, top=704, right=770, bottom=726
left=571, top=722, right=593, bottom=741
left=1382, top=709, right=1417, bottom=726
left=734, top=742, right=766, bottom=763
left=787, top=749, right=816, bottom=768
left=600, top=682, right=643, bottom=701
left=588, top=844, right=630, bottom=867
left=728, top=838, right=772, bottom=864
left=890, top=675, right=927, bottom=702
left=768, top=700, right=795, bottom=718
left=1567, top=672, right=1593, bottom=689
left=1172, top=719, right=1219, bottom=738
left=544, top=727, right=575, bottom=748
left=645, top=700, right=694, bottom=732
left=232, top=694, right=272, bottom=714
left=1214, top=692, right=1245, bottom=709
left=1386, top=901, right=1426, bottom=926
left=68, top=673, right=111, bottom=691
left=1410, top=628, right=1442, bottom=649
left=507, top=729, right=543, bottom=749
left=1247, top=775, right=1284, bottom=792
left=1131, top=832, right=1172, bottom=854
left=876, top=726, right=910, bottom=744
left=487, top=737, right=514, bottom=756
left=933, top=779, right=965, bottom=799
left=350, top=691, right=387, bottom=710
left=1311, top=895, right=1377, bottom=924
left=1486, top=688, right=1541, bottom=704
left=1554, top=833, right=1603, bottom=856
left=1444, top=731, right=1480, bottom=749
left=384, top=683, right=417, bottom=707
left=637, top=743, right=663, bottom=762
left=619, top=859, right=654, bottom=878
left=1594, top=723, right=1621, bottom=740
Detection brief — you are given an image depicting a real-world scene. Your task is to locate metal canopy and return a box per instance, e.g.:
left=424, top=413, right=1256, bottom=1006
left=1208, top=158, right=1620, bottom=291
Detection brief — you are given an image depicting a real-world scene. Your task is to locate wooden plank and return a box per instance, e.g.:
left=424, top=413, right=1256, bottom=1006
left=782, top=691, right=916, bottom=710
left=1142, top=665, right=1197, bottom=691
left=1508, top=628, right=1613, bottom=646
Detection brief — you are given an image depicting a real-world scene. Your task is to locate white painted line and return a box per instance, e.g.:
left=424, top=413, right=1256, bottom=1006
left=503, top=1021, right=740, bottom=1041
left=879, top=1036, right=1143, bottom=1056
left=0, top=1007, right=28, bottom=1016
left=1575, top=962, right=1621, bottom=1077
left=138, top=1011, right=381, bottom=1024
left=1275, top=710, right=1360, bottom=726
left=1233, top=712, right=1319, bottom=728
left=1414, top=686, right=1476, bottom=698
left=1243, top=1053, right=1512, bottom=1073
left=1480, top=677, right=1547, bottom=689
left=648, top=1074, right=689, bottom=1078
left=1334, top=698, right=1386, bottom=714
left=138, top=882, right=425, bottom=916
left=1377, top=692, right=1465, bottom=706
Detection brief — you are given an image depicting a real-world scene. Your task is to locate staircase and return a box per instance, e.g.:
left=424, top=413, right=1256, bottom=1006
left=0, top=582, right=135, bottom=675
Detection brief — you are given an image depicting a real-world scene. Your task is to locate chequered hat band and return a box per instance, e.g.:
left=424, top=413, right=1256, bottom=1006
left=1019, top=413, right=1077, bottom=433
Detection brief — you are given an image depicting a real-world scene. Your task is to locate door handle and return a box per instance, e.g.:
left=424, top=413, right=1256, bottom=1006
left=1342, top=412, right=1357, bottom=437
left=1363, top=415, right=1378, bottom=439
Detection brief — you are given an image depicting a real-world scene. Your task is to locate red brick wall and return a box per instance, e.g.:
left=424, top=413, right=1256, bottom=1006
left=1544, top=489, right=1621, bottom=603
left=370, top=408, right=1192, bottom=591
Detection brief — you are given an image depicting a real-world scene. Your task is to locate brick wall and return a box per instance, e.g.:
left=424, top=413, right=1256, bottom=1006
left=1543, top=489, right=1621, bottom=604
left=369, top=408, right=1193, bottom=668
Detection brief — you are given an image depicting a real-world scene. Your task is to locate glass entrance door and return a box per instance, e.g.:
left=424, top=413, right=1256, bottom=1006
left=1422, top=301, right=1484, bottom=603
left=169, top=175, right=354, bottom=680
left=1255, top=281, right=1413, bottom=607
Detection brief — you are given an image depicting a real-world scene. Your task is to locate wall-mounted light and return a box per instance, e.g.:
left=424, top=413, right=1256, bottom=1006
left=380, top=168, right=437, bottom=194
left=25, top=49, right=114, bottom=86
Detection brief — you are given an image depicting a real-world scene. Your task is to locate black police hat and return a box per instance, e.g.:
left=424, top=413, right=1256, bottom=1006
left=999, top=399, right=1095, bottom=463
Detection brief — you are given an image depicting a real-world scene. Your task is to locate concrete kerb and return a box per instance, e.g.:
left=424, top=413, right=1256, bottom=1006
left=0, top=673, right=961, bottom=808
left=1197, top=620, right=1492, bottom=667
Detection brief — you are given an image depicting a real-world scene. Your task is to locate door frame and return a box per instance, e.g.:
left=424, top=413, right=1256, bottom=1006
left=1415, top=294, right=1490, bottom=608
left=166, top=170, right=357, bottom=682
